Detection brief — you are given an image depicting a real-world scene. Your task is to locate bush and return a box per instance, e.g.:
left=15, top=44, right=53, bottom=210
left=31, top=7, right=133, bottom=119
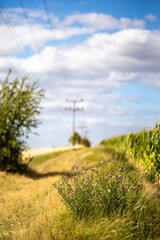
left=0, top=70, right=44, bottom=173
left=53, top=161, right=139, bottom=218
left=68, top=132, right=81, bottom=146
left=80, top=137, right=91, bottom=147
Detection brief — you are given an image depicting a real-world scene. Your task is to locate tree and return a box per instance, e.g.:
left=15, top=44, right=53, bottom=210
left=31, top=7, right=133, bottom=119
left=80, top=137, right=91, bottom=147
left=0, top=70, right=44, bottom=173
left=68, top=132, right=81, bottom=146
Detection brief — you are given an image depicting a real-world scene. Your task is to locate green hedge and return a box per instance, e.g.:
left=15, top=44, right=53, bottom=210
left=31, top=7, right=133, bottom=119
left=100, top=120, right=160, bottom=179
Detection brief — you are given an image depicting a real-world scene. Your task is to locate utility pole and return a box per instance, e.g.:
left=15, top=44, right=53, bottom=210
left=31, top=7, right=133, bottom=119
left=79, top=122, right=87, bottom=138
left=65, top=99, right=83, bottom=138
left=85, top=130, right=89, bottom=139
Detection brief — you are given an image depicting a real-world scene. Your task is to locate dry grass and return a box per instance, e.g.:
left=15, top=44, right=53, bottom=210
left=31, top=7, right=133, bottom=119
left=0, top=147, right=88, bottom=239
left=1, top=146, right=159, bottom=240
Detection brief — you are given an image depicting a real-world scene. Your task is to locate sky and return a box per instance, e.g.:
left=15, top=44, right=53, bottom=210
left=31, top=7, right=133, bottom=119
left=0, top=0, right=160, bottom=148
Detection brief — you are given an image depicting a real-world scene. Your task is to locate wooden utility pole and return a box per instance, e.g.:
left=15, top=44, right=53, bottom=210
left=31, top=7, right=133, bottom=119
left=79, top=122, right=87, bottom=138
left=65, top=99, right=83, bottom=139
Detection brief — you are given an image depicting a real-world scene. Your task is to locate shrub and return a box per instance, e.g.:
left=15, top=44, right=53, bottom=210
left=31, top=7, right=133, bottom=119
left=80, top=137, right=91, bottom=147
left=53, top=161, right=139, bottom=218
left=68, top=132, right=81, bottom=146
left=0, top=70, right=44, bottom=173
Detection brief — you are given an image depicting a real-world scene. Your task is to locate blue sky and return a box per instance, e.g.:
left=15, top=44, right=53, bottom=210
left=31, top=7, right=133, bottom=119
left=0, top=0, right=160, bottom=148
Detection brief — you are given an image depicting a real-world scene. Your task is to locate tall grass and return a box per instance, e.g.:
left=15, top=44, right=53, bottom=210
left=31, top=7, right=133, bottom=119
left=0, top=146, right=160, bottom=239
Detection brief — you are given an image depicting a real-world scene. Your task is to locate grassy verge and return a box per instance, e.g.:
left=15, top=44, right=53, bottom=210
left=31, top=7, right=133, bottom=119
left=0, top=146, right=160, bottom=239
left=30, top=150, right=71, bottom=167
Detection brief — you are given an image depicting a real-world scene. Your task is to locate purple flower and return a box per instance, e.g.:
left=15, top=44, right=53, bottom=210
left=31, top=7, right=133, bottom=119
left=111, top=170, right=114, bottom=172
left=91, top=169, right=96, bottom=171
left=86, top=161, right=89, bottom=164
left=109, top=175, right=112, bottom=178
left=72, top=165, right=75, bottom=168
left=124, top=168, right=126, bottom=171
left=106, top=171, right=109, bottom=173
left=82, top=178, right=84, bottom=180
left=103, top=181, right=105, bottom=184
left=96, top=179, right=98, bottom=181
left=125, top=190, right=128, bottom=193
left=52, top=183, right=55, bottom=185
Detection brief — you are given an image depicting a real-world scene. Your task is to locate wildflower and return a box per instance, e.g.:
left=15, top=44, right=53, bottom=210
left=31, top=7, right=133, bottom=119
left=124, top=168, right=126, bottom=171
left=91, top=169, right=96, bottom=171
left=111, top=170, right=114, bottom=172
left=108, top=189, right=111, bottom=192
left=57, top=187, right=61, bottom=190
left=119, top=168, right=121, bottom=170
left=71, top=189, right=74, bottom=192
left=125, top=190, right=128, bottom=193
left=82, top=166, right=84, bottom=169
left=82, top=171, right=85, bottom=173
left=82, top=178, right=84, bottom=180
left=106, top=171, right=109, bottom=173
left=88, top=170, right=90, bottom=172
left=72, top=165, right=75, bottom=168
left=103, top=181, right=105, bottom=184
left=60, top=182, right=62, bottom=185
left=101, top=161, right=103, bottom=163
left=86, top=161, right=89, bottom=164
left=96, top=179, right=98, bottom=181
left=109, top=175, right=112, bottom=178
left=70, top=192, right=74, bottom=195
left=52, top=183, right=55, bottom=185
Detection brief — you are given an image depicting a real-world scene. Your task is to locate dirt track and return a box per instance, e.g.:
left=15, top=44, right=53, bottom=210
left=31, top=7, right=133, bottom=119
left=23, top=145, right=82, bottom=158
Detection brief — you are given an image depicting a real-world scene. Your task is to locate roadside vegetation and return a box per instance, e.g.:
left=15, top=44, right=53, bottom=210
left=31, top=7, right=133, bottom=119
left=0, top=70, right=44, bottom=173
left=0, top=145, right=160, bottom=239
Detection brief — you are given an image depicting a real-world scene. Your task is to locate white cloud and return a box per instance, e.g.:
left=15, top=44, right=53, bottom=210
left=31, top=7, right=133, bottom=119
left=0, top=7, right=160, bottom=148
left=64, top=13, right=145, bottom=30
left=145, top=14, right=157, bottom=22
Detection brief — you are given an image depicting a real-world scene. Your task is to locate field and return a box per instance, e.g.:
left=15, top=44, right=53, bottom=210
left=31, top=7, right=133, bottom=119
left=0, top=146, right=160, bottom=239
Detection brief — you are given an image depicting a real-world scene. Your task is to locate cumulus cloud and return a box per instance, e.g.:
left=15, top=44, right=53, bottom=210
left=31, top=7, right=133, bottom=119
left=0, top=7, right=159, bottom=147
left=64, top=13, right=145, bottom=29
left=145, top=14, right=157, bottom=22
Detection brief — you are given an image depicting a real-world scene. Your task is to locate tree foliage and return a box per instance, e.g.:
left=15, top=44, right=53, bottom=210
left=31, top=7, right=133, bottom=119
left=80, top=137, right=91, bottom=147
left=0, top=70, right=44, bottom=172
left=68, top=132, right=81, bottom=146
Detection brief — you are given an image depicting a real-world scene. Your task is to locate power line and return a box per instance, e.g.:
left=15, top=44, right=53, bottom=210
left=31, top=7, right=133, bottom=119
left=18, top=0, right=62, bottom=97
left=65, top=99, right=84, bottom=141
left=0, top=3, right=41, bottom=82
left=41, top=0, right=75, bottom=100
